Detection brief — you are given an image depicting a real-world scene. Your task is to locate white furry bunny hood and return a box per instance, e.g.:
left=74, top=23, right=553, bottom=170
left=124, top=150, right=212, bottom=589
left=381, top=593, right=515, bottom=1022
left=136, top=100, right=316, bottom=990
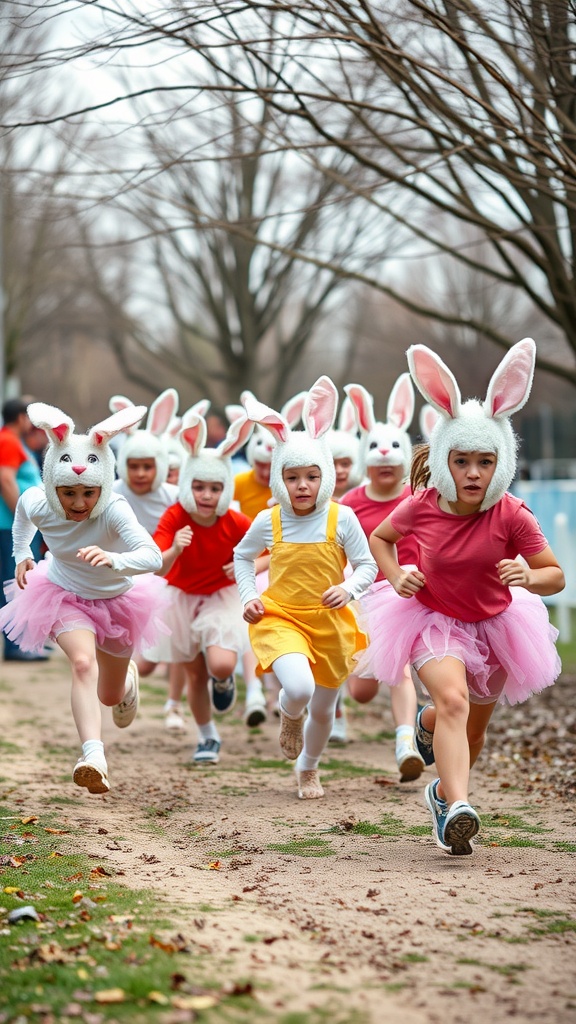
left=406, top=338, right=536, bottom=511
left=178, top=410, right=254, bottom=516
left=344, top=373, right=415, bottom=479
left=110, top=388, right=178, bottom=491
left=28, top=402, right=147, bottom=520
left=242, top=376, right=338, bottom=513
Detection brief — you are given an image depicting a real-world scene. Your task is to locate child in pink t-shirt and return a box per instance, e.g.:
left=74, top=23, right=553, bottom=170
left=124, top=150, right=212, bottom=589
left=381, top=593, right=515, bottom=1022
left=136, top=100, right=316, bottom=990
left=359, top=341, right=564, bottom=856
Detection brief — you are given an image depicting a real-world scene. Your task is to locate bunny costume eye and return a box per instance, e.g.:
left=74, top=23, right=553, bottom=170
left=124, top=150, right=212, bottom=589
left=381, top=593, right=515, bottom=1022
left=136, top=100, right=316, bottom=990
left=406, top=338, right=536, bottom=511
left=27, top=402, right=148, bottom=520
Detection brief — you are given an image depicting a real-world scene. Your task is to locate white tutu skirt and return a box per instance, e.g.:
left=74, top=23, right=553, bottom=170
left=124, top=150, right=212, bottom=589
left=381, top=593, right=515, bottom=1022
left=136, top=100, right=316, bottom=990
left=159, top=583, right=249, bottom=662
left=0, top=561, right=170, bottom=658
left=355, top=579, right=561, bottom=706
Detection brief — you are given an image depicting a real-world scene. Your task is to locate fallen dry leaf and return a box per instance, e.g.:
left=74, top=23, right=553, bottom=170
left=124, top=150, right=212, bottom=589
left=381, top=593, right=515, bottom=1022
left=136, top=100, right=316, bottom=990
left=94, top=988, right=126, bottom=1004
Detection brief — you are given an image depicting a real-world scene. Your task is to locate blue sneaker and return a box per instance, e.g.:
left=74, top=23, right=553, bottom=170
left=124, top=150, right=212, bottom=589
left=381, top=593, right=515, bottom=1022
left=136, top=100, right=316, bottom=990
left=424, top=779, right=450, bottom=853
left=424, top=779, right=480, bottom=856
left=415, top=705, right=435, bottom=765
left=193, top=739, right=221, bottom=764
left=210, top=675, right=236, bottom=714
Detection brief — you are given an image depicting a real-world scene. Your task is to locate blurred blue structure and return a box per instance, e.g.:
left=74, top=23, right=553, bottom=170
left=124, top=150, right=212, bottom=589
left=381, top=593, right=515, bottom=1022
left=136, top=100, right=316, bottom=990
left=513, top=480, right=576, bottom=639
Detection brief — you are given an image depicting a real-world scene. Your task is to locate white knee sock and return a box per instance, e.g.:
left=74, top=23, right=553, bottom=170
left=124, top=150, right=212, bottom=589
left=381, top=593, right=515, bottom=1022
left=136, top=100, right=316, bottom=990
left=273, top=654, right=315, bottom=717
left=297, top=686, right=340, bottom=771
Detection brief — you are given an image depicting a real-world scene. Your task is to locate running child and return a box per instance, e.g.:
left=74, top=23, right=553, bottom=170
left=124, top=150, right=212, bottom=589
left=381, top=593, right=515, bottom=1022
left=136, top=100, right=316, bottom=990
left=0, top=402, right=166, bottom=795
left=341, top=374, right=425, bottom=779
left=360, top=339, right=564, bottom=854
left=153, top=409, right=262, bottom=765
left=234, top=376, right=377, bottom=799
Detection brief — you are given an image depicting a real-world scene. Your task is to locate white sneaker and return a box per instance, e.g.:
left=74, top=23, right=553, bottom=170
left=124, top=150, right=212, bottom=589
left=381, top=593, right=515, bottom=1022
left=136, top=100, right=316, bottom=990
left=112, top=661, right=140, bottom=728
left=244, top=695, right=267, bottom=728
left=73, top=757, right=109, bottom=794
left=164, top=703, right=186, bottom=731
left=396, top=739, right=425, bottom=782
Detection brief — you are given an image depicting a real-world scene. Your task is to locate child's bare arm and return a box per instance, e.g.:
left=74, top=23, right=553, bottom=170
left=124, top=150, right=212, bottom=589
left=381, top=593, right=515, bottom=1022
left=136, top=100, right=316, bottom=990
left=497, top=546, right=565, bottom=596
left=370, top=517, right=425, bottom=598
left=15, top=558, right=35, bottom=590
left=157, top=526, right=193, bottom=577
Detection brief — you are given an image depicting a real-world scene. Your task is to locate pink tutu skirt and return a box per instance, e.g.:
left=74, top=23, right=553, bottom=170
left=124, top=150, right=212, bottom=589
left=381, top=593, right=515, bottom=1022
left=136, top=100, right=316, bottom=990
left=0, top=561, right=170, bottom=658
left=355, top=579, right=561, bottom=706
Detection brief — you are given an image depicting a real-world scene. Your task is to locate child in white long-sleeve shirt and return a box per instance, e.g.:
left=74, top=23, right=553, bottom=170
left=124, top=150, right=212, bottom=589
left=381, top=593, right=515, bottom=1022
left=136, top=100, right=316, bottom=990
left=0, top=403, right=166, bottom=796
left=234, top=378, right=377, bottom=800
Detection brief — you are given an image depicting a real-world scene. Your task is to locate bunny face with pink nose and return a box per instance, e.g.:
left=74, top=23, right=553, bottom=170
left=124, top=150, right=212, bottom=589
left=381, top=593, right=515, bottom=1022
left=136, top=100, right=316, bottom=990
left=344, top=373, right=415, bottom=480
left=27, top=402, right=147, bottom=520
left=406, top=338, right=536, bottom=511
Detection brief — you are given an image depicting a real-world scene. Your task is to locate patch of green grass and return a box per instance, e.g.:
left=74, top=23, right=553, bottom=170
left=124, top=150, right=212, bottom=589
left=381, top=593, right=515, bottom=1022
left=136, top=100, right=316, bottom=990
left=0, top=738, right=21, bottom=754
left=553, top=841, right=576, bottom=852
left=0, top=810, right=272, bottom=1022
left=207, top=849, right=244, bottom=859
left=480, top=813, right=551, bottom=834
left=247, top=758, right=293, bottom=771
left=402, top=952, right=428, bottom=963
left=478, top=812, right=551, bottom=848
left=456, top=958, right=528, bottom=978
left=266, top=837, right=336, bottom=857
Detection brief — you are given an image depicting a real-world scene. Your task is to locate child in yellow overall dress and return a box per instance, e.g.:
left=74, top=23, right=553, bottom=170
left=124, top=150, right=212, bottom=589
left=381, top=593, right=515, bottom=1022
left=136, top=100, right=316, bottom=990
left=234, top=377, right=377, bottom=799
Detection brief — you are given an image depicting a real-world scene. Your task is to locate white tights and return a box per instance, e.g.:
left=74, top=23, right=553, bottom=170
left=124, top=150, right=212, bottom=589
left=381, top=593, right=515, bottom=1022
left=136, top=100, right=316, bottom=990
left=272, top=653, right=340, bottom=771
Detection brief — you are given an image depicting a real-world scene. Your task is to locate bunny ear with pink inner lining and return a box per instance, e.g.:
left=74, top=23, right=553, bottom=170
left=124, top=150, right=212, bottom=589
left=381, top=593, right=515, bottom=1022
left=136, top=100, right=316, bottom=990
left=338, top=395, right=357, bottom=433
left=90, top=406, right=147, bottom=446
left=387, top=372, right=415, bottom=430
left=147, top=388, right=179, bottom=437
left=302, top=376, right=338, bottom=439
left=179, top=413, right=207, bottom=457
left=27, top=403, right=75, bottom=446
left=407, top=345, right=461, bottom=419
left=242, top=394, right=290, bottom=444
left=343, top=383, right=376, bottom=434
left=281, top=391, right=308, bottom=428
left=217, top=414, right=254, bottom=459
left=484, top=337, right=536, bottom=419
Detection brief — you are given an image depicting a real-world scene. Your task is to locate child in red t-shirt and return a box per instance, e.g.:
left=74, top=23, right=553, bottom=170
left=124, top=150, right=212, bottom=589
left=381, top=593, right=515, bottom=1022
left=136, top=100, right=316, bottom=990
left=154, top=410, right=264, bottom=765
left=361, top=340, right=564, bottom=856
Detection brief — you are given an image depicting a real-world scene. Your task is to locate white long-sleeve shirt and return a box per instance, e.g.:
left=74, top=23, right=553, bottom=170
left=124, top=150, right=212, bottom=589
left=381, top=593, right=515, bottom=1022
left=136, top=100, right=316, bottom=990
left=13, top=487, right=162, bottom=600
left=112, top=479, right=179, bottom=534
left=233, top=503, right=377, bottom=606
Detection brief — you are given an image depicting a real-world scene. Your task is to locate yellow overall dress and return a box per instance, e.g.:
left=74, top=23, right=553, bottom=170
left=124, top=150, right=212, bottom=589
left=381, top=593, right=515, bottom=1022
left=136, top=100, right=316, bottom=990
left=249, top=502, right=367, bottom=688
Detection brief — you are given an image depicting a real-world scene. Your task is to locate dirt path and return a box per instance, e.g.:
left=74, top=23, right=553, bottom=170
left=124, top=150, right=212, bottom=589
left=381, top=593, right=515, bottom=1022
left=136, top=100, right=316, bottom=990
left=2, top=651, right=575, bottom=1023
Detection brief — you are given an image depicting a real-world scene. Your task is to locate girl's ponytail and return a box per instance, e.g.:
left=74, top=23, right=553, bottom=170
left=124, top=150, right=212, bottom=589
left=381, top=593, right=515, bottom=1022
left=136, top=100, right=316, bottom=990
left=411, top=444, right=431, bottom=492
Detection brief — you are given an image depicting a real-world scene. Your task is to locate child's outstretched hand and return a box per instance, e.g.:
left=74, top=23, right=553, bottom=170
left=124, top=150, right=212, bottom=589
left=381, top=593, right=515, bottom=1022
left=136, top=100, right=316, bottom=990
left=391, top=568, right=426, bottom=599
left=321, top=585, right=351, bottom=609
left=222, top=560, right=235, bottom=581
left=243, top=598, right=265, bottom=623
left=497, top=558, right=530, bottom=588
left=174, top=525, right=193, bottom=553
left=77, top=546, right=113, bottom=568
left=16, top=558, right=35, bottom=590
